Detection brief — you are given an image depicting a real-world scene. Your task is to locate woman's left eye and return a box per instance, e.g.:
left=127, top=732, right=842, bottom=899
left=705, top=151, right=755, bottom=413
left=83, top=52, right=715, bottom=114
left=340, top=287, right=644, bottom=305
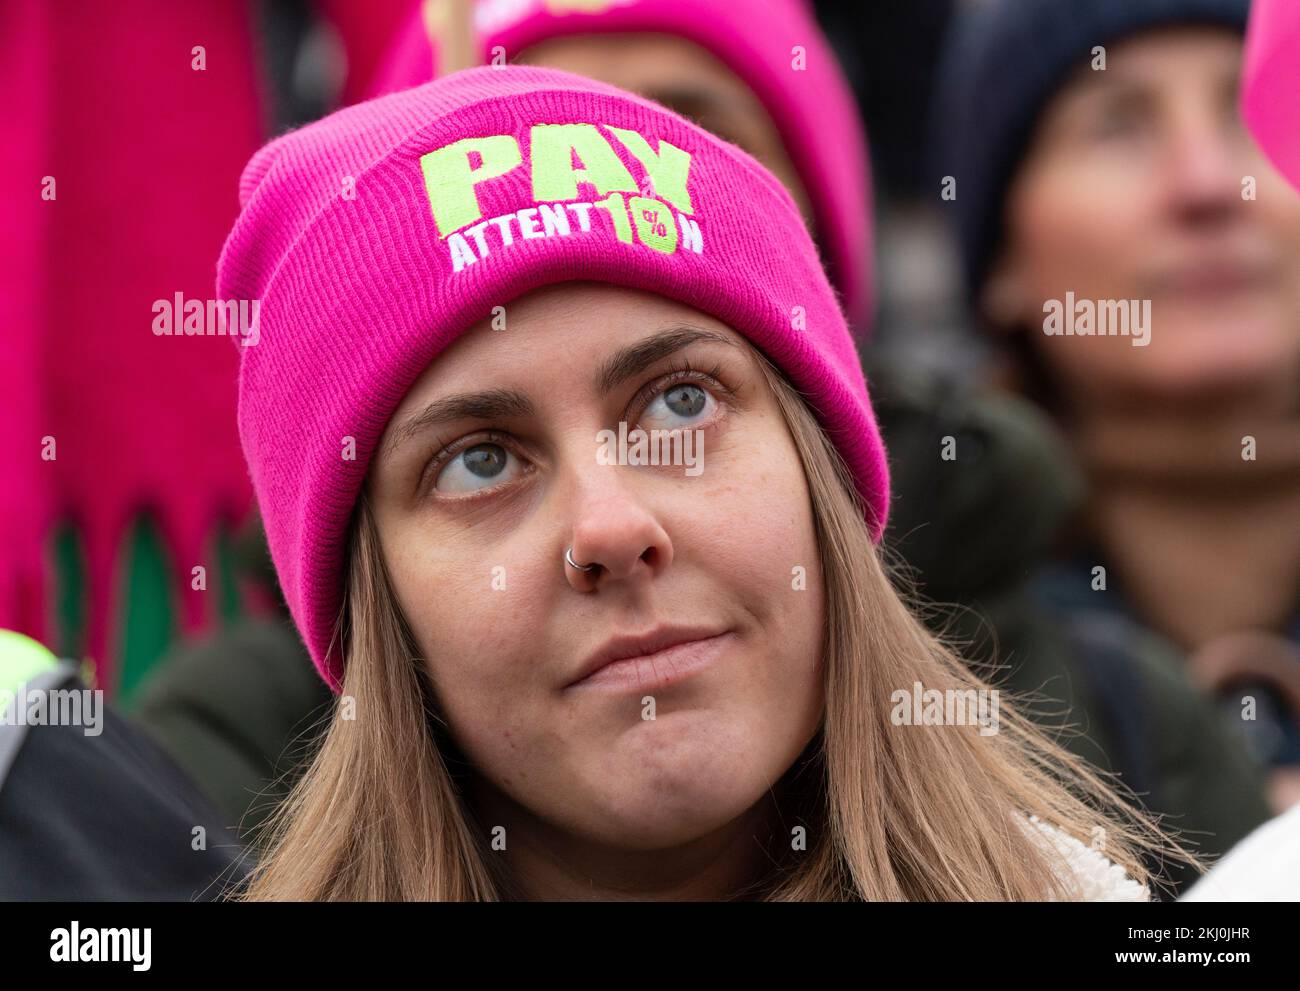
left=639, top=382, right=716, bottom=430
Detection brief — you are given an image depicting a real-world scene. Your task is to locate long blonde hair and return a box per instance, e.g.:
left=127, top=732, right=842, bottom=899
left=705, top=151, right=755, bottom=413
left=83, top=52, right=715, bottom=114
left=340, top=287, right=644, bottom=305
left=236, top=351, right=1195, bottom=900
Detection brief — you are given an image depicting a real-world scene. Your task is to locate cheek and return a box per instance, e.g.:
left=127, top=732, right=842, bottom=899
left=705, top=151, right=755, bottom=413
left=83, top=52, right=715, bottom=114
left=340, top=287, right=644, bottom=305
left=1254, top=172, right=1300, bottom=292
left=1008, top=164, right=1162, bottom=392
left=685, top=414, right=825, bottom=648
left=1010, top=162, right=1150, bottom=299
left=1035, top=334, right=1147, bottom=400
left=406, top=569, right=569, bottom=804
left=382, top=518, right=554, bottom=740
left=1249, top=148, right=1300, bottom=225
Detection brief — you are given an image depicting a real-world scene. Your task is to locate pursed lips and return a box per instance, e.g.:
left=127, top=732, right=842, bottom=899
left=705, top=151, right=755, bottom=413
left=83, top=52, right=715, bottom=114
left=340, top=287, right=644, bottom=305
left=565, top=627, right=734, bottom=691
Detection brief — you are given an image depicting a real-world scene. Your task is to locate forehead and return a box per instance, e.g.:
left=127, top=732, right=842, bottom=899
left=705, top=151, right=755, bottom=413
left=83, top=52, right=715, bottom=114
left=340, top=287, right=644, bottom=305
left=514, top=32, right=785, bottom=156
left=518, top=31, right=758, bottom=99
left=389, top=282, right=744, bottom=408
left=1059, top=24, right=1242, bottom=96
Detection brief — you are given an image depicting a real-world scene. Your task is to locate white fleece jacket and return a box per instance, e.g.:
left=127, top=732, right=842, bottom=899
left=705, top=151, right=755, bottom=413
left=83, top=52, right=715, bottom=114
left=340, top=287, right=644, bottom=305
left=1023, top=815, right=1151, bottom=902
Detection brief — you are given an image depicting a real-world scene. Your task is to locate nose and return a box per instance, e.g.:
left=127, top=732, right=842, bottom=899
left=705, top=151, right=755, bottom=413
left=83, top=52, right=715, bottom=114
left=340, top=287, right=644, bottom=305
left=563, top=467, right=674, bottom=592
left=1162, top=105, right=1243, bottom=224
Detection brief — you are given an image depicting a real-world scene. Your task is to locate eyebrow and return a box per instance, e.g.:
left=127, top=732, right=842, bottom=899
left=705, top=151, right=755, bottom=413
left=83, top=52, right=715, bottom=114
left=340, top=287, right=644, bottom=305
left=383, top=388, right=535, bottom=458
left=643, top=87, right=752, bottom=146
left=594, top=325, right=740, bottom=396
left=643, top=85, right=733, bottom=122
left=1065, top=57, right=1241, bottom=99
left=384, top=325, right=739, bottom=459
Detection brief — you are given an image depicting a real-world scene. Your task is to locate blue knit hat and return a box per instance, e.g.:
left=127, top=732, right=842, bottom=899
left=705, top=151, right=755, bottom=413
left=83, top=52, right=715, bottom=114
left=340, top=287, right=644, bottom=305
left=933, top=0, right=1251, bottom=297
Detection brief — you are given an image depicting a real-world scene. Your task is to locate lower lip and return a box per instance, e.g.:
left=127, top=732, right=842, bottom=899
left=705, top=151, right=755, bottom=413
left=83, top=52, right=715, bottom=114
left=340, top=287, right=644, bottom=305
left=568, top=633, right=734, bottom=693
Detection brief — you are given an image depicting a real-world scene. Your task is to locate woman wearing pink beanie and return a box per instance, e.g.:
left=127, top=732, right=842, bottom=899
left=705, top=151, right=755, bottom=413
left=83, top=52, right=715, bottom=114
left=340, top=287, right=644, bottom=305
left=221, top=65, right=1177, bottom=900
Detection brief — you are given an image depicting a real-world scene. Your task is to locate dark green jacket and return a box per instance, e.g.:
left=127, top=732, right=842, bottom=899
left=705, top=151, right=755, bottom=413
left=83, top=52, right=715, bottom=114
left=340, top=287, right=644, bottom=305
left=870, top=360, right=1272, bottom=895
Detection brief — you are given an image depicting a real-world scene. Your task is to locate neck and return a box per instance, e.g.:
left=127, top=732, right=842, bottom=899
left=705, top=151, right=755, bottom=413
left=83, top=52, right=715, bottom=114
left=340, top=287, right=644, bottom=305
left=1068, top=397, right=1300, bottom=650
left=465, top=773, right=786, bottom=901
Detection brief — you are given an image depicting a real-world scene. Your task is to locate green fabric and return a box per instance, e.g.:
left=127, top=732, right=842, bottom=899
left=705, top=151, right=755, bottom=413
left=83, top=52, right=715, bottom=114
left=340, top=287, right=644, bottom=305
left=117, top=516, right=175, bottom=705
left=944, top=584, right=1272, bottom=894
left=48, top=515, right=248, bottom=706
left=1126, top=630, right=1274, bottom=877
left=52, top=522, right=86, bottom=662
left=870, top=359, right=1272, bottom=895
left=131, top=616, right=334, bottom=842
left=215, top=520, right=242, bottom=627
left=869, top=358, right=1086, bottom=601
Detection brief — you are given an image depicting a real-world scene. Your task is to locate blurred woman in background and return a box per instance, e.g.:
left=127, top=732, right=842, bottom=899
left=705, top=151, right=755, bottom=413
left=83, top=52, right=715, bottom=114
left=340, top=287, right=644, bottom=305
left=937, top=0, right=1300, bottom=809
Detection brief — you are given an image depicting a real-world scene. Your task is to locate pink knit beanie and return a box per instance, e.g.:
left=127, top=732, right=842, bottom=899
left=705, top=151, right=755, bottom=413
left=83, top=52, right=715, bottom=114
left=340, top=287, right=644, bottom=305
left=218, top=65, right=889, bottom=691
left=368, top=0, right=874, bottom=327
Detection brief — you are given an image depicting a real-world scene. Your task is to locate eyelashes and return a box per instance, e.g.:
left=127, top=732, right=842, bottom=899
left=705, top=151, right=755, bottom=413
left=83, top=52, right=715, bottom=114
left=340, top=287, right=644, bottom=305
left=418, top=358, right=739, bottom=500
left=420, top=429, right=529, bottom=499
left=626, top=358, right=737, bottom=425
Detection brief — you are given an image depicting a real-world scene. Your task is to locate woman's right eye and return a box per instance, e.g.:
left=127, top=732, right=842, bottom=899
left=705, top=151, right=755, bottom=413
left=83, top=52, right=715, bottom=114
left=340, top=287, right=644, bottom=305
left=434, top=441, right=524, bottom=494
left=1085, top=95, right=1153, bottom=143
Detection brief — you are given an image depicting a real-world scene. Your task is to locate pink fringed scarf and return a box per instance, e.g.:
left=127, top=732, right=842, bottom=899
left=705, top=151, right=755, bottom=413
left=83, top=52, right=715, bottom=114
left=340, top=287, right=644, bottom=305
left=2, top=0, right=413, bottom=692
left=2, top=1, right=262, bottom=690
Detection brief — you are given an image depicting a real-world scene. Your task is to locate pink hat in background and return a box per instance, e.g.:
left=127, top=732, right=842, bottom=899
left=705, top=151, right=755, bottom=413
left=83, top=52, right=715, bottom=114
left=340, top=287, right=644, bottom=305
left=369, top=0, right=875, bottom=328
left=1243, top=0, right=1300, bottom=193
left=218, top=65, right=889, bottom=691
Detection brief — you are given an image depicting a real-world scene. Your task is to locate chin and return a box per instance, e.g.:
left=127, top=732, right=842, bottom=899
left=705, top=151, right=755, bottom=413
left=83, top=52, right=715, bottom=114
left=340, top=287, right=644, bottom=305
left=587, top=785, right=763, bottom=850
left=1136, top=348, right=1293, bottom=400
left=583, top=740, right=774, bottom=847
left=1151, top=312, right=1296, bottom=385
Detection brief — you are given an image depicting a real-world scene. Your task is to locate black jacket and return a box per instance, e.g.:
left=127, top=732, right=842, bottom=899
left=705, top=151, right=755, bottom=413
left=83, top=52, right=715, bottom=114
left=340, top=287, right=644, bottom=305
left=0, top=660, right=249, bottom=900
